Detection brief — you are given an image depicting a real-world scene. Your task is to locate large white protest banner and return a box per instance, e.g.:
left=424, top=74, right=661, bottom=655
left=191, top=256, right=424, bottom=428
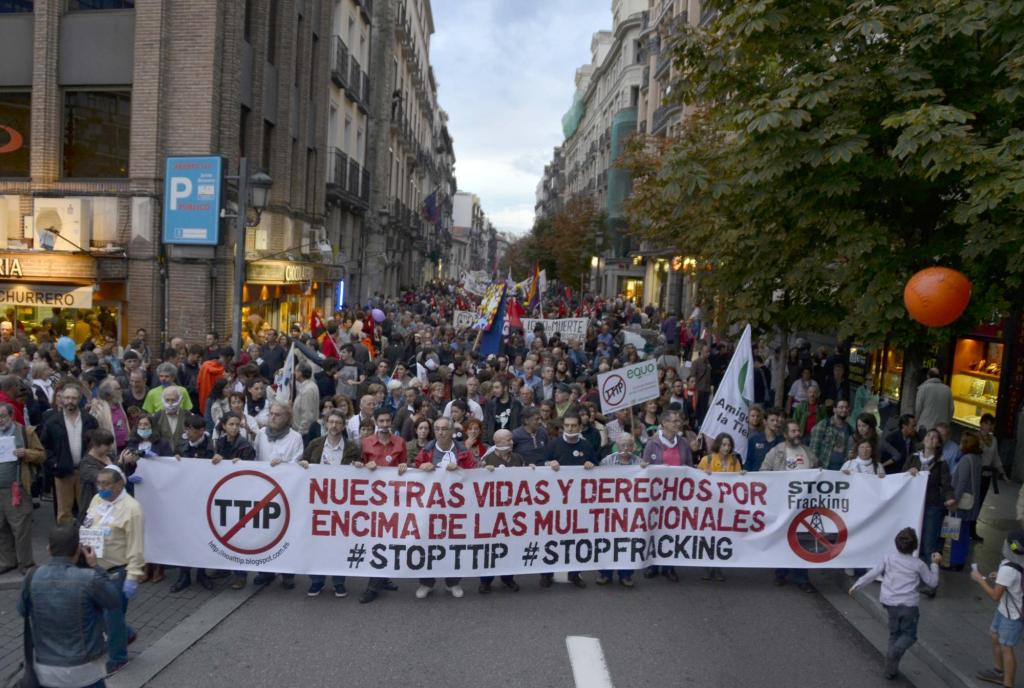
left=453, top=310, right=476, bottom=330
left=135, top=459, right=925, bottom=577
left=596, top=359, right=660, bottom=415
left=701, top=324, right=753, bottom=451
left=521, top=318, right=589, bottom=341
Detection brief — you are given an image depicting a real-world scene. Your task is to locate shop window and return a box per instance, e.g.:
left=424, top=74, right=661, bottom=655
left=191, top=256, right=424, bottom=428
left=0, top=92, right=30, bottom=178
left=951, top=337, right=1003, bottom=429
left=62, top=91, right=131, bottom=179
left=0, top=1, right=32, bottom=12
left=67, top=0, right=134, bottom=9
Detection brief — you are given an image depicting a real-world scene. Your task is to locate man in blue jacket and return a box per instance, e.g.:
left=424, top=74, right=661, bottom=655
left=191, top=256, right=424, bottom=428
left=19, top=525, right=121, bottom=686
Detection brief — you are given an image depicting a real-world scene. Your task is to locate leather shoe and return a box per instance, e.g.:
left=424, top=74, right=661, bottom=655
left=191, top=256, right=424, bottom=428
left=381, top=580, right=399, bottom=591
left=169, top=576, right=191, bottom=593
left=569, top=575, right=586, bottom=589
left=539, top=575, right=553, bottom=588
left=197, top=575, right=214, bottom=591
left=359, top=589, right=378, bottom=604
left=504, top=580, right=520, bottom=592
left=478, top=582, right=492, bottom=594
left=664, top=568, right=679, bottom=582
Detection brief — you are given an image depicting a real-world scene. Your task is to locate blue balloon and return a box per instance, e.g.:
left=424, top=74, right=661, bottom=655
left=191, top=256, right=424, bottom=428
left=56, top=336, right=76, bottom=362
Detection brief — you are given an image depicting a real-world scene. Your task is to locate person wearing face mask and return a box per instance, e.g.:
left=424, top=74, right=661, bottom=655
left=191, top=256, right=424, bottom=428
left=152, top=386, right=186, bottom=446
left=80, top=466, right=144, bottom=674
left=477, top=429, right=525, bottom=595
left=78, top=429, right=118, bottom=521
left=141, top=362, right=193, bottom=414
left=410, top=416, right=473, bottom=600
left=541, top=411, right=596, bottom=589
left=0, top=401, right=44, bottom=574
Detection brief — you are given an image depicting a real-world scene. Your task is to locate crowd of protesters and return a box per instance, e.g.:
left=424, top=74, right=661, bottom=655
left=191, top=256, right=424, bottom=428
left=2, top=281, right=1017, bottom=685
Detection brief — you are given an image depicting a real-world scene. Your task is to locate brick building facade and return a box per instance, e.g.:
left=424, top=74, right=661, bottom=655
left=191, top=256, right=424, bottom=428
left=0, top=0, right=332, bottom=348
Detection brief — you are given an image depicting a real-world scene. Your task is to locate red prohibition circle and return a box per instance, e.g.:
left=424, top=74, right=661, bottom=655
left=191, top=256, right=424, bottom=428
left=602, top=374, right=626, bottom=406
left=786, top=507, right=848, bottom=564
left=205, top=470, right=291, bottom=555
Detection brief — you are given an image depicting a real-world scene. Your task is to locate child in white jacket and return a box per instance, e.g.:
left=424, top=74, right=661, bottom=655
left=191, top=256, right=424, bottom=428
left=849, top=527, right=941, bottom=680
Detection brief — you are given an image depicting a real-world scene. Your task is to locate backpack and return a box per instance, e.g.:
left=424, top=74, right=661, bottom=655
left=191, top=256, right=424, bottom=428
left=1002, top=563, right=1024, bottom=619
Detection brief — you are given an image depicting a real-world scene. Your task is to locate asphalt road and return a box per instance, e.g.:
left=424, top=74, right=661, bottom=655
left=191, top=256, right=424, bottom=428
left=146, top=569, right=908, bottom=688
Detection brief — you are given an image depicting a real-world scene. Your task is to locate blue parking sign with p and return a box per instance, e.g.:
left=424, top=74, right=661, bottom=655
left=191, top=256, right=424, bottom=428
left=162, top=156, right=223, bottom=245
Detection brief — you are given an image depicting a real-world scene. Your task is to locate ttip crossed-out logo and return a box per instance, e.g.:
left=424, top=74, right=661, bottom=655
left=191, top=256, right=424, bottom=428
left=206, top=471, right=291, bottom=555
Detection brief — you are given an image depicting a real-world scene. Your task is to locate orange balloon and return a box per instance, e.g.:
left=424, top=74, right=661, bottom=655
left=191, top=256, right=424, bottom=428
left=903, top=267, right=972, bottom=327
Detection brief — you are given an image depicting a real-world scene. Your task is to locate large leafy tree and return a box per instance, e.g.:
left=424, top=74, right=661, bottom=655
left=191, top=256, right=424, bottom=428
left=626, top=0, right=1024, bottom=355
left=502, top=197, right=608, bottom=287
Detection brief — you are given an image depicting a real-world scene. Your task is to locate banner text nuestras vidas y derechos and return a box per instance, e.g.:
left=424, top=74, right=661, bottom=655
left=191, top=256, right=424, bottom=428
left=136, top=459, right=927, bottom=577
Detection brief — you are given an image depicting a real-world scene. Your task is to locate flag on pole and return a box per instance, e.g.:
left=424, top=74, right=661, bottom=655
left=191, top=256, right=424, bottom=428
left=479, top=291, right=508, bottom=356
left=700, top=325, right=754, bottom=458
left=273, top=343, right=324, bottom=404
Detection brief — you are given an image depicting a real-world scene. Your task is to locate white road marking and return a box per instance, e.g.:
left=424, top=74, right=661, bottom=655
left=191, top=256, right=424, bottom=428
left=565, top=636, right=615, bottom=688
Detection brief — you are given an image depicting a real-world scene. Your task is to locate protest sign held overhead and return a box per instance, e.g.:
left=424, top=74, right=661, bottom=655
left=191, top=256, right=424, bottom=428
left=596, top=359, right=660, bottom=415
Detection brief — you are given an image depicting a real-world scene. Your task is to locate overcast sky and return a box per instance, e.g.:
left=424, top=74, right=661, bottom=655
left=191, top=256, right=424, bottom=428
left=430, top=0, right=609, bottom=236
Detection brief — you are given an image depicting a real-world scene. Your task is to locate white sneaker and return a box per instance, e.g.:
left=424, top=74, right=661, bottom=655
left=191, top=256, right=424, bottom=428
left=844, top=568, right=855, bottom=576
left=447, top=584, right=464, bottom=598
left=415, top=585, right=432, bottom=599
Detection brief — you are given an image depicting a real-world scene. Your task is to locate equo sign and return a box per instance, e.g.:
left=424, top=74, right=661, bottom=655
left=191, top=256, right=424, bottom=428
left=596, top=360, right=660, bottom=415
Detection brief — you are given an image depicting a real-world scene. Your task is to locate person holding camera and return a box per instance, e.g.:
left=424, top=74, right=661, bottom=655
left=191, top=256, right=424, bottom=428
left=18, top=525, right=121, bottom=688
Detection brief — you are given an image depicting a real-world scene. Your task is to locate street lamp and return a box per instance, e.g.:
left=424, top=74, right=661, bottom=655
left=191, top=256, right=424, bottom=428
left=226, top=158, right=273, bottom=356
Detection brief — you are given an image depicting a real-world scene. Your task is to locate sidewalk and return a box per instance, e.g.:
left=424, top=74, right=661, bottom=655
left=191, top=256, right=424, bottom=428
left=821, top=478, right=1022, bottom=688
left=0, top=500, right=242, bottom=683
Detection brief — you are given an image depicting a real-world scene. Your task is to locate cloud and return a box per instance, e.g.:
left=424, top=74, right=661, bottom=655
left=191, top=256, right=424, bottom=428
left=431, top=0, right=609, bottom=235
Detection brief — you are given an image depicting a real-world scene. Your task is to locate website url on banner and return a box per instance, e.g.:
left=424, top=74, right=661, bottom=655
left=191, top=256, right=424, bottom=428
left=207, top=540, right=289, bottom=566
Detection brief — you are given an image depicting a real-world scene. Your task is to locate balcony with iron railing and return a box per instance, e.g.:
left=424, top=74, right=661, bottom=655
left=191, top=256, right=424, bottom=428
left=654, top=50, right=673, bottom=78
left=347, top=57, right=362, bottom=102
left=651, top=103, right=682, bottom=136
left=331, top=36, right=349, bottom=88
left=326, top=148, right=348, bottom=201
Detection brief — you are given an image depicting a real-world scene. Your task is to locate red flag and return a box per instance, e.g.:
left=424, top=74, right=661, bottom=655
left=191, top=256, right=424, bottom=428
left=564, top=286, right=573, bottom=300
left=320, top=332, right=339, bottom=359
left=507, top=297, right=525, bottom=330
left=558, top=300, right=568, bottom=318
left=309, top=310, right=324, bottom=334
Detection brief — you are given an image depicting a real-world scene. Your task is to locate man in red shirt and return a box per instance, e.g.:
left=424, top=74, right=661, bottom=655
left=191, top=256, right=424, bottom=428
left=356, top=407, right=407, bottom=604
left=359, top=408, right=407, bottom=468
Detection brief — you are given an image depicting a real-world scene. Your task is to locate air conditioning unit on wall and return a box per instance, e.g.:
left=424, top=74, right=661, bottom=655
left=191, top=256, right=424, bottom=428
left=33, top=198, right=91, bottom=252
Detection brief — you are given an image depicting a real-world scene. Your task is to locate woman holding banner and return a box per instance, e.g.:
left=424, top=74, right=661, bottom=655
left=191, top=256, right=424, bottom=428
left=698, top=433, right=744, bottom=582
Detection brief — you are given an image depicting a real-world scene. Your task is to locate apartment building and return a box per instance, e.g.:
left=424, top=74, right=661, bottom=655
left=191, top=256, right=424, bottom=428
left=0, top=0, right=332, bottom=344
left=359, top=0, right=454, bottom=302
left=548, top=0, right=648, bottom=300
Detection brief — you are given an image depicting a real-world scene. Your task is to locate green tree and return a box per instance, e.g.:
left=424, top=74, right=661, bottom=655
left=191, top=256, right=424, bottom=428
left=627, top=0, right=1024, bottom=358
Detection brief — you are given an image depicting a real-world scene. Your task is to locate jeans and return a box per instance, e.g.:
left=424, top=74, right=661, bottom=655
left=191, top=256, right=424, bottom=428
left=598, top=569, right=633, bottom=581
left=774, top=568, right=809, bottom=585
left=919, top=505, right=945, bottom=563
left=480, top=575, right=516, bottom=585
left=885, top=604, right=919, bottom=661
left=105, top=568, right=133, bottom=666
left=309, top=575, right=345, bottom=590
